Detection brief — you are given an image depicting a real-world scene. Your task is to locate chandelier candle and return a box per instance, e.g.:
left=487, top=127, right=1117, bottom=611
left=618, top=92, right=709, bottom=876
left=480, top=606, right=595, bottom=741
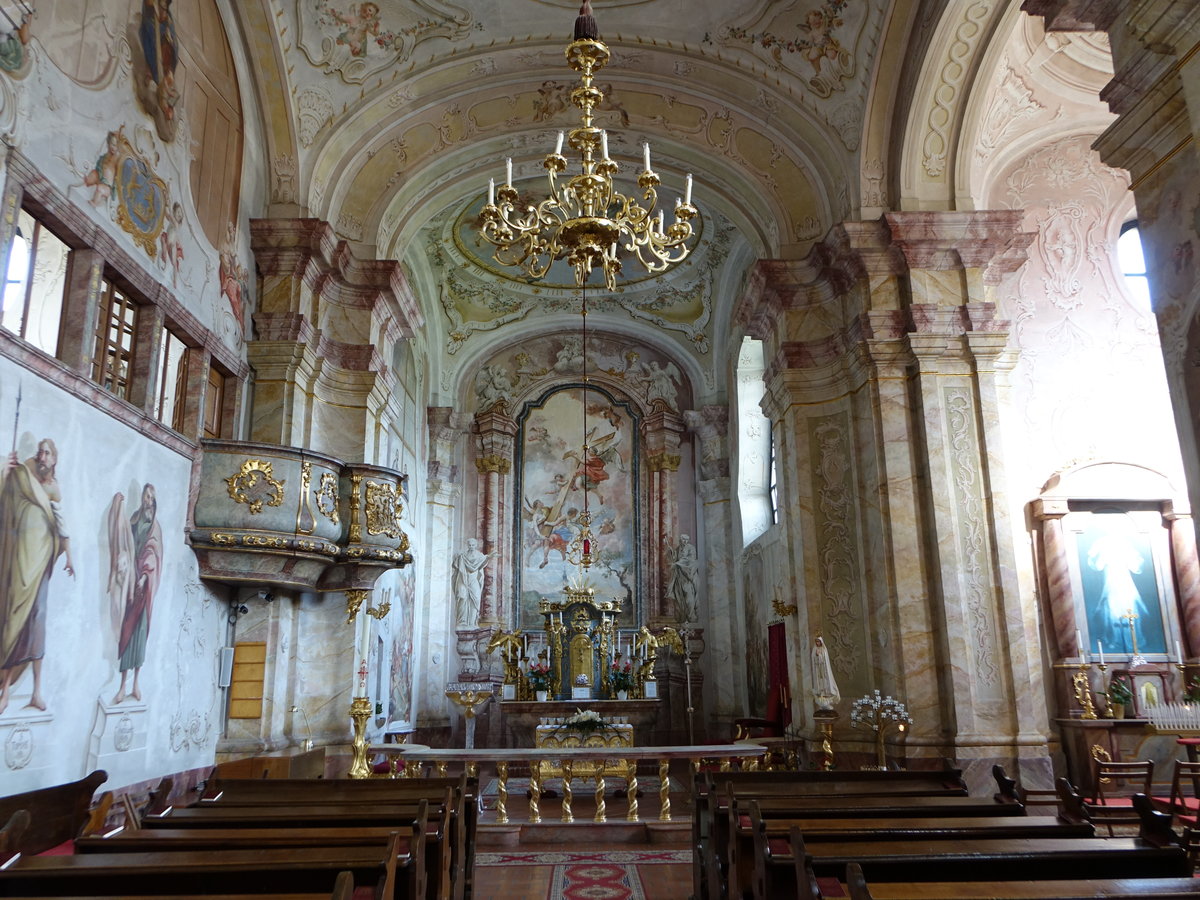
left=478, top=0, right=699, bottom=290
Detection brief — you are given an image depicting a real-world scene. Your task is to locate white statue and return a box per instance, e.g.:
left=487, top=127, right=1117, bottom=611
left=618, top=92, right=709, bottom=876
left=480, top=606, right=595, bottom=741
left=452, top=538, right=493, bottom=628
left=811, top=636, right=841, bottom=711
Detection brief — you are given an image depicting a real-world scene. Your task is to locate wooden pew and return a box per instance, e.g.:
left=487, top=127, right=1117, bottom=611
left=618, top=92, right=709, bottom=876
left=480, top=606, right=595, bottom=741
left=702, top=766, right=970, bottom=799
left=844, top=861, right=1200, bottom=899
left=0, top=839, right=401, bottom=898
left=728, top=804, right=1091, bottom=900
left=0, top=869, right=357, bottom=900
left=194, top=776, right=475, bottom=900
left=709, top=790, right=1025, bottom=900
left=0, top=771, right=107, bottom=856
left=141, top=798, right=439, bottom=900
left=751, top=811, right=1191, bottom=900
left=199, top=775, right=469, bottom=805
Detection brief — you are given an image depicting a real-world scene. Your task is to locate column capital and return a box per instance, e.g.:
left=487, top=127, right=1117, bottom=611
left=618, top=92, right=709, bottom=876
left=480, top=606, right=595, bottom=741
left=475, top=456, right=512, bottom=475
left=250, top=217, right=423, bottom=336
left=885, top=211, right=1035, bottom=284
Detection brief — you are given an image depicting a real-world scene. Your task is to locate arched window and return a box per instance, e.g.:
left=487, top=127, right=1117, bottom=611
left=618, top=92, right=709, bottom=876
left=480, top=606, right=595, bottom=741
left=1118, top=221, right=1151, bottom=310
left=736, top=337, right=774, bottom=545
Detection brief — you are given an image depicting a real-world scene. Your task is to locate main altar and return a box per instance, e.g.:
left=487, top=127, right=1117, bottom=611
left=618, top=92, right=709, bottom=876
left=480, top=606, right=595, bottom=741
left=487, top=581, right=682, bottom=747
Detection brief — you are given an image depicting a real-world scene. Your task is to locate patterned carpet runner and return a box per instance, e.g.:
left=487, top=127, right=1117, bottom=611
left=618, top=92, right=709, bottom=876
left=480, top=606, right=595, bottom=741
left=476, top=850, right=691, bottom=900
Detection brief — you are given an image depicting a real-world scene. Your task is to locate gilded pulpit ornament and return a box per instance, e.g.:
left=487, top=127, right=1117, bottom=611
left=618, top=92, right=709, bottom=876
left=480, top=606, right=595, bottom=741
left=349, top=473, right=363, bottom=542
left=316, top=473, right=340, bottom=524
left=345, top=589, right=369, bottom=623
left=365, top=481, right=405, bottom=538
left=366, top=597, right=391, bottom=620
left=225, top=459, right=286, bottom=514
left=298, top=461, right=316, bottom=534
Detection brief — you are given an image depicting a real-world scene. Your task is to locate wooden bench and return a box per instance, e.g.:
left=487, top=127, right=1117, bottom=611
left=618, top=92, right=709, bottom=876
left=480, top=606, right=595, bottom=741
left=75, top=820, right=427, bottom=900
left=704, top=794, right=1025, bottom=899
left=727, top=804, right=1092, bottom=900
left=0, top=770, right=108, bottom=857
left=143, top=797, right=443, bottom=900
left=843, top=860, right=1200, bottom=899
left=193, top=775, right=475, bottom=900
left=0, top=839, right=401, bottom=898
left=753, top=817, right=1191, bottom=900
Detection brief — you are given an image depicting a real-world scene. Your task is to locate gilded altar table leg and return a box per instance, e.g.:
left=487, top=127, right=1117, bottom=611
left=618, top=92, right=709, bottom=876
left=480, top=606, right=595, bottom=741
left=658, top=758, right=672, bottom=822
left=719, top=757, right=731, bottom=772
left=496, top=761, right=509, bottom=825
left=594, top=766, right=607, bottom=824
left=436, top=760, right=449, bottom=777
left=467, top=762, right=478, bottom=779
left=626, top=762, right=639, bottom=822
left=529, top=762, right=543, bottom=824
left=561, top=761, right=574, bottom=823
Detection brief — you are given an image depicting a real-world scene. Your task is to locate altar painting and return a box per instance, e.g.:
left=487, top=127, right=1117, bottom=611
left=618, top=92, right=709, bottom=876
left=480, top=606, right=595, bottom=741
left=516, top=388, right=637, bottom=628
left=1067, top=509, right=1171, bottom=658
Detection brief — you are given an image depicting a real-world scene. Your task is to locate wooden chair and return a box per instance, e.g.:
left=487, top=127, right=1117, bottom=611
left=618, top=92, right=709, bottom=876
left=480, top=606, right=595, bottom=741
left=1088, top=759, right=1154, bottom=834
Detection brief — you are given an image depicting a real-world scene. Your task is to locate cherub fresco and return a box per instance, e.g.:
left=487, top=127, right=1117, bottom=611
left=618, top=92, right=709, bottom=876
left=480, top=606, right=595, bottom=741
left=82, top=129, right=123, bottom=208
left=158, top=202, right=184, bottom=287
left=219, top=222, right=249, bottom=329
left=0, top=7, right=32, bottom=73
left=319, top=1, right=382, bottom=57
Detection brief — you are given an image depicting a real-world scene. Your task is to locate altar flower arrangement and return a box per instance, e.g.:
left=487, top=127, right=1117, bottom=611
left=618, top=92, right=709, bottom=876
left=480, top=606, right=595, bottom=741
left=557, top=707, right=616, bottom=736
left=527, top=661, right=551, bottom=691
left=610, top=660, right=635, bottom=693
left=850, top=689, right=913, bottom=769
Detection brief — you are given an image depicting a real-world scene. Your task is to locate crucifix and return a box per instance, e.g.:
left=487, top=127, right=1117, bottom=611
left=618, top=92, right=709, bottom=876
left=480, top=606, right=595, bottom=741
left=1122, top=607, right=1148, bottom=668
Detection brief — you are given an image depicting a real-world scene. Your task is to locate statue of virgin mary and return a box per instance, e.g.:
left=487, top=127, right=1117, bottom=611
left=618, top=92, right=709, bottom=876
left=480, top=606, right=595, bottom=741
left=811, top=636, right=841, bottom=711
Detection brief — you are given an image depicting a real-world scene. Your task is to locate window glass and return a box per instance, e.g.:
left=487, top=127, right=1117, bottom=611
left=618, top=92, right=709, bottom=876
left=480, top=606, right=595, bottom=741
left=2, top=209, right=69, bottom=356
left=1118, top=222, right=1152, bottom=310
left=92, top=279, right=137, bottom=399
left=155, top=328, right=188, bottom=429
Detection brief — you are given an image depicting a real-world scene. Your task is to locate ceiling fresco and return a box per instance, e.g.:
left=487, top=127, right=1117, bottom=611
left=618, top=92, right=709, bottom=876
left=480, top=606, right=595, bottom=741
left=251, top=0, right=897, bottom=381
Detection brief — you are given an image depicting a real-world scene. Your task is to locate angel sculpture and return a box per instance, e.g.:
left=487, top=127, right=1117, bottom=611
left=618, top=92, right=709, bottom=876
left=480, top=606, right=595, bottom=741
left=484, top=629, right=524, bottom=686
left=644, top=360, right=682, bottom=409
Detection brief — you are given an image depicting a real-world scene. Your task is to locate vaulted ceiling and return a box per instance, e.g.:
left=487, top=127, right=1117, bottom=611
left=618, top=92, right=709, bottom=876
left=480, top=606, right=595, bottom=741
left=233, top=0, right=1114, bottom=404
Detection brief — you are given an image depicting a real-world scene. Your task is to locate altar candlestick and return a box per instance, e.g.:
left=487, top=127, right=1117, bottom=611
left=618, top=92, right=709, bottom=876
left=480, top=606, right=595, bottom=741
left=1075, top=629, right=1084, bottom=662
left=1098, top=642, right=1104, bottom=665
left=1177, top=640, right=1184, bottom=663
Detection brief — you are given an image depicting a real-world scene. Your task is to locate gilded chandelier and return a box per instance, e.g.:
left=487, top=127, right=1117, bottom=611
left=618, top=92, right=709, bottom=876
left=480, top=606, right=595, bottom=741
left=479, top=1, right=699, bottom=290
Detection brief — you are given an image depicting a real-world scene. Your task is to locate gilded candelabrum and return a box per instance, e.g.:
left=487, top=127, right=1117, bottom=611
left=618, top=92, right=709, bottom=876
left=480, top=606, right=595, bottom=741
left=1071, top=661, right=1099, bottom=720
left=477, top=3, right=698, bottom=290
left=548, top=617, right=567, bottom=697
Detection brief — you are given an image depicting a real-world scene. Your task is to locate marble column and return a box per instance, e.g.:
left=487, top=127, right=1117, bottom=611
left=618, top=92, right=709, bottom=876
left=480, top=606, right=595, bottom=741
left=1032, top=498, right=1077, bottom=660
left=642, top=407, right=685, bottom=624
left=683, top=407, right=740, bottom=725
left=474, top=406, right=518, bottom=628
left=1164, top=503, right=1200, bottom=659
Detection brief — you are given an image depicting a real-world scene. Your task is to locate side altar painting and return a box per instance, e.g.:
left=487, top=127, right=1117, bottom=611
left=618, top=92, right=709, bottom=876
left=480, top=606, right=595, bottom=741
left=515, top=387, right=638, bottom=628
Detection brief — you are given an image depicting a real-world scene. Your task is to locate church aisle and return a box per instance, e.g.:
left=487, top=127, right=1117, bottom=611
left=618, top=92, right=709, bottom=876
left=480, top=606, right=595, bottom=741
left=473, top=843, right=693, bottom=900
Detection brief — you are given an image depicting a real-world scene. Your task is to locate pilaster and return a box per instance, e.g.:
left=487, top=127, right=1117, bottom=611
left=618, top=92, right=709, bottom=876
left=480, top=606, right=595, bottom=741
left=248, top=218, right=421, bottom=462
